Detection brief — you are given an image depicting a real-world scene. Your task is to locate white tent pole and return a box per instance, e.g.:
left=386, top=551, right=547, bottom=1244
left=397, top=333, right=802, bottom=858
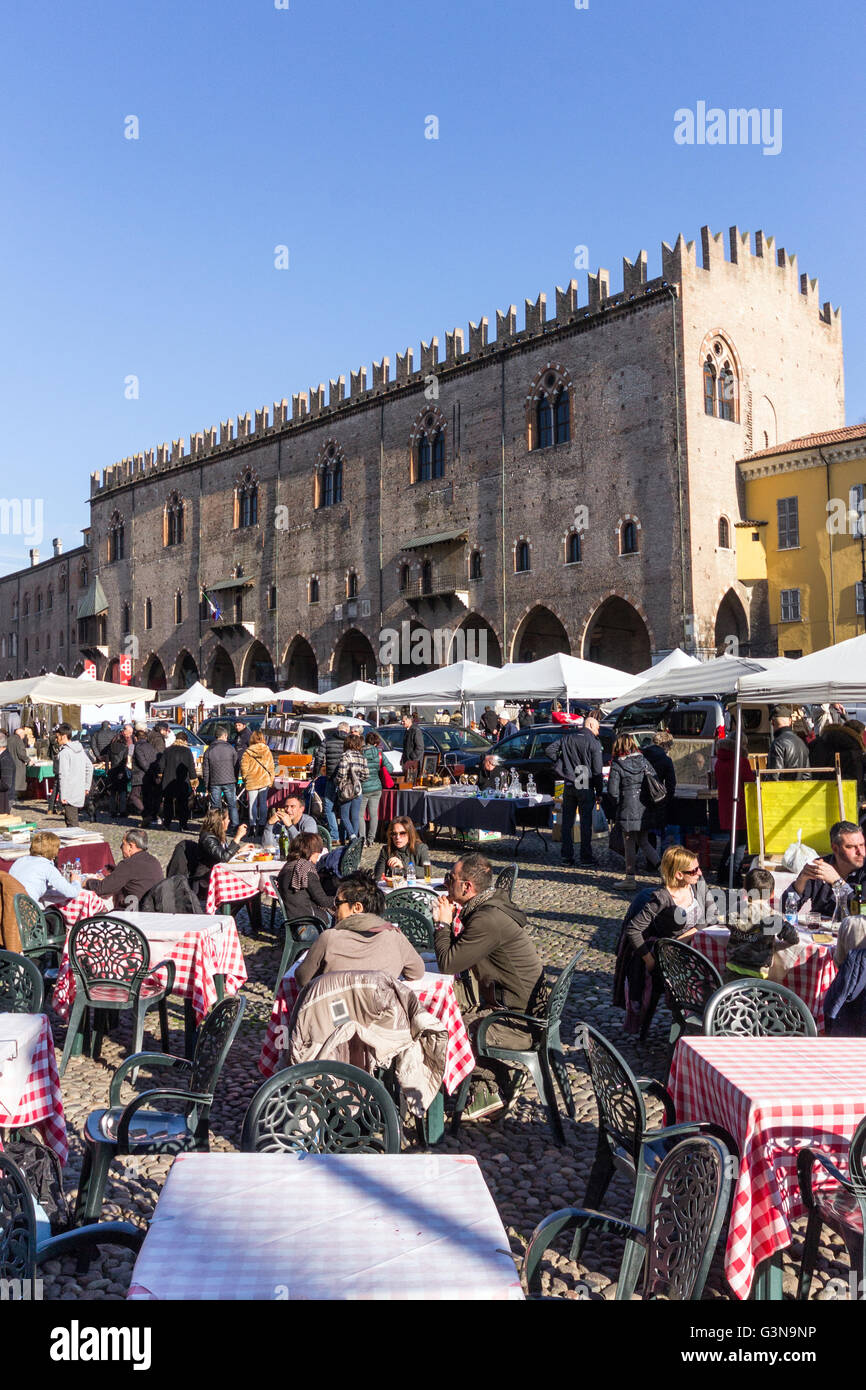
left=728, top=705, right=743, bottom=897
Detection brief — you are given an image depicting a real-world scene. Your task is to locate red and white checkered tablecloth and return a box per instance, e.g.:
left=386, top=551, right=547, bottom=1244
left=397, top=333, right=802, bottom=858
left=0, top=1013, right=68, bottom=1164
left=51, top=911, right=247, bottom=1026
left=258, top=967, right=474, bottom=1095
left=692, top=927, right=837, bottom=1032
left=669, top=1036, right=866, bottom=1300
left=206, top=861, right=281, bottom=915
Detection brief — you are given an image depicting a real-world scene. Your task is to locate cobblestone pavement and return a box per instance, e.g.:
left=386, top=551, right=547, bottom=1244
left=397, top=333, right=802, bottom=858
left=15, top=800, right=850, bottom=1302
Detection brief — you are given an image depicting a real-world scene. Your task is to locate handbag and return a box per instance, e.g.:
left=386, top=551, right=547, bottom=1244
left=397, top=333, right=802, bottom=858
left=379, top=755, right=395, bottom=790
left=641, top=769, right=667, bottom=805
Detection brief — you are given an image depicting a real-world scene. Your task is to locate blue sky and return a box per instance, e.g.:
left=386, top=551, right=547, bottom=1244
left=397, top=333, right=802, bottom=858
left=0, top=0, right=863, bottom=574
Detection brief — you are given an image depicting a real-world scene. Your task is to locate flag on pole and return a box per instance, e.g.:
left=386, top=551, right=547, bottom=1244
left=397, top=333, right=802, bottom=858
left=201, top=589, right=222, bottom=622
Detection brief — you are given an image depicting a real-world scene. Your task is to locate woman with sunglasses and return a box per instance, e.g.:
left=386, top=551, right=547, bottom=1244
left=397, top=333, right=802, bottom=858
left=373, top=816, right=431, bottom=881
left=612, top=845, right=720, bottom=1034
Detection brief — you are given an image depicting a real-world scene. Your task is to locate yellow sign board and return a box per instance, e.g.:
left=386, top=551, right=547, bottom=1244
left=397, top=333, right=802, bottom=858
left=744, top=779, right=857, bottom=856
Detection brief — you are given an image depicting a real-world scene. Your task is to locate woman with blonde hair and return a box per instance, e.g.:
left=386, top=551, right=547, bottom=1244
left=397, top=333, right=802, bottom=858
left=8, top=830, right=86, bottom=902
left=240, top=728, right=276, bottom=838
left=612, top=845, right=720, bottom=1035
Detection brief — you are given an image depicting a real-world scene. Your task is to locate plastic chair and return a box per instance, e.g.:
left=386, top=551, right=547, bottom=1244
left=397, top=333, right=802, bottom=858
left=451, top=948, right=586, bottom=1143
left=58, top=917, right=177, bottom=1078
left=12, top=893, right=66, bottom=985
left=241, top=1061, right=401, bottom=1155
left=797, top=1114, right=866, bottom=1300
left=385, top=886, right=439, bottom=920
left=524, top=1135, right=732, bottom=1301
left=384, top=902, right=435, bottom=952
left=0, top=1152, right=143, bottom=1297
left=703, top=978, right=817, bottom=1037
left=495, top=864, right=519, bottom=898
left=314, top=823, right=333, bottom=851
left=576, top=1022, right=737, bottom=1299
left=0, top=949, right=44, bottom=1013
left=654, top=937, right=723, bottom=1047
left=273, top=913, right=324, bottom=999
left=336, top=837, right=364, bottom=877
left=73, top=994, right=246, bottom=1224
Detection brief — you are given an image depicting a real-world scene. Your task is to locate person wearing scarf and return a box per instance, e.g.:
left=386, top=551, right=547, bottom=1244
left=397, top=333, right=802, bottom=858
left=276, top=831, right=334, bottom=922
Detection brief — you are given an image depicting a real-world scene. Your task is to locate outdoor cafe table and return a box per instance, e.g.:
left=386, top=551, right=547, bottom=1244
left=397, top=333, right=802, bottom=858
left=0, top=1012, right=68, bottom=1163
left=692, top=925, right=837, bottom=1032
left=127, top=1151, right=523, bottom=1300
left=668, top=1036, right=866, bottom=1300
left=205, top=858, right=282, bottom=916
left=51, top=901, right=247, bottom=1056
left=259, top=964, right=475, bottom=1142
left=0, top=836, right=115, bottom=878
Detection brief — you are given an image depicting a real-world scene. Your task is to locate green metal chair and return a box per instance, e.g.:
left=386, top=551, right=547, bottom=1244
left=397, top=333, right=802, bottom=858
left=0, top=1152, right=143, bottom=1298
left=797, top=1114, right=866, bottom=1299
left=576, top=1022, right=737, bottom=1299
left=59, top=916, right=177, bottom=1078
left=336, top=837, right=364, bottom=877
left=314, top=823, right=333, bottom=851
left=73, top=994, right=246, bottom=1225
left=241, top=1061, right=401, bottom=1154
left=386, top=886, right=439, bottom=921
left=385, top=902, right=435, bottom=952
left=495, top=863, right=519, bottom=898
left=451, top=948, right=586, bottom=1143
left=13, top=893, right=67, bottom=990
left=0, top=949, right=44, bottom=1013
left=703, top=978, right=817, bottom=1037
left=273, top=913, right=324, bottom=999
left=654, top=937, right=723, bottom=1048
left=524, top=1135, right=732, bottom=1301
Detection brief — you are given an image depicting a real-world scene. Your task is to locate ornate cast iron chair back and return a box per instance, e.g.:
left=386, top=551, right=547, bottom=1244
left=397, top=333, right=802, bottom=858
left=581, top=1023, right=646, bottom=1166
left=241, top=1061, right=401, bottom=1155
left=495, top=864, right=518, bottom=898
left=385, top=887, right=437, bottom=922
left=0, top=1153, right=37, bottom=1294
left=643, top=1135, right=731, bottom=1299
left=67, top=916, right=153, bottom=1005
left=383, top=902, right=434, bottom=952
left=655, top=938, right=722, bottom=1031
left=703, top=979, right=817, bottom=1038
left=0, top=949, right=45, bottom=1013
left=190, top=994, right=247, bottom=1098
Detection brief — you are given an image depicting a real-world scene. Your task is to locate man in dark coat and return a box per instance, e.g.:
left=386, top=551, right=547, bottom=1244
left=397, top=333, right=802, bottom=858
left=547, top=711, right=604, bottom=867
left=233, top=720, right=252, bottom=755
left=642, top=729, right=677, bottom=847
left=83, top=828, right=164, bottom=908
left=92, top=720, right=115, bottom=763
left=480, top=706, right=499, bottom=738
left=315, top=721, right=349, bottom=843
left=0, top=735, right=15, bottom=815
left=810, top=719, right=865, bottom=797
left=434, top=853, right=545, bottom=1118
left=8, top=727, right=30, bottom=795
left=767, top=705, right=810, bottom=781
left=401, top=714, right=425, bottom=767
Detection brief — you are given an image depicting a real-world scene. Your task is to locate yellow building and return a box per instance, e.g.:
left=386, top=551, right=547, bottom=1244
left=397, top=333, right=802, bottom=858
left=737, top=424, right=866, bottom=656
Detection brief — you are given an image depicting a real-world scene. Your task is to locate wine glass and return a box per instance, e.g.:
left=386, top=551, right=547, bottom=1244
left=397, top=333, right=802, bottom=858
left=831, top=879, right=853, bottom=925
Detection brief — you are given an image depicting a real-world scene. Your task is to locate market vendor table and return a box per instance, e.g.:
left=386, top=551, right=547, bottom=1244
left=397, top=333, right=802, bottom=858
left=205, top=859, right=282, bottom=915
left=0, top=1012, right=68, bottom=1163
left=692, top=925, right=837, bottom=1032
left=0, top=836, right=115, bottom=879
left=259, top=965, right=474, bottom=1143
left=377, top=787, right=552, bottom=848
left=127, top=1151, right=522, bottom=1301
left=268, top=778, right=312, bottom=810
left=21, top=761, right=56, bottom=800
left=669, top=1036, right=866, bottom=1300
left=52, top=909, right=247, bottom=1056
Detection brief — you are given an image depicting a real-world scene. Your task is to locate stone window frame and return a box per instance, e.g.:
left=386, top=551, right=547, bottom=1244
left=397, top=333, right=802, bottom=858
left=145, top=598, right=153, bottom=630
left=346, top=570, right=359, bottom=600
left=468, top=548, right=483, bottom=582
left=779, top=587, right=802, bottom=623
left=526, top=363, right=574, bottom=452
left=616, top=515, right=641, bottom=557
left=514, top=536, right=532, bottom=574
left=699, top=330, right=741, bottom=424
left=22, top=593, right=30, bottom=618
left=79, top=559, right=88, bottom=589
left=408, top=405, right=447, bottom=484
left=35, top=589, right=43, bottom=614
left=47, top=585, right=53, bottom=611
left=314, top=440, right=345, bottom=509
left=164, top=490, right=186, bottom=547
left=234, top=467, right=260, bottom=529
left=121, top=603, right=131, bottom=635
left=718, top=516, right=731, bottom=549
left=107, top=510, right=125, bottom=563
left=267, top=584, right=277, bottom=610
left=563, top=531, right=582, bottom=565
left=308, top=575, right=320, bottom=604
left=174, top=592, right=183, bottom=625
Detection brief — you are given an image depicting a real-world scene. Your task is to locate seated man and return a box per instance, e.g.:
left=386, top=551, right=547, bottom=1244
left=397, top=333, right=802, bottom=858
left=476, top=753, right=500, bottom=793
left=262, top=795, right=317, bottom=850
left=294, top=873, right=425, bottom=989
left=434, top=852, right=545, bottom=1119
left=791, top=821, right=866, bottom=919
left=83, top=828, right=164, bottom=909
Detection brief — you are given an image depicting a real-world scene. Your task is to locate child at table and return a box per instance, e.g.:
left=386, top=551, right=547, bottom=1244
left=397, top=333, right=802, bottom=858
left=724, top=866, right=799, bottom=983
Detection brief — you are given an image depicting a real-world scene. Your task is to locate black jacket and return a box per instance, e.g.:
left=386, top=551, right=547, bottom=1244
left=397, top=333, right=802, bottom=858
left=547, top=727, right=603, bottom=795
left=480, top=709, right=499, bottom=737
left=642, top=744, right=677, bottom=829
left=0, top=749, right=14, bottom=802
left=276, top=863, right=334, bottom=922
left=85, top=850, right=164, bottom=907
left=8, top=733, right=29, bottom=792
left=767, top=727, right=810, bottom=780
left=606, top=752, right=655, bottom=833
left=317, top=734, right=346, bottom=780
left=202, top=740, right=238, bottom=790
left=403, top=724, right=425, bottom=765
left=234, top=727, right=252, bottom=755
left=197, top=832, right=242, bottom=869
left=162, top=744, right=196, bottom=796
left=131, top=739, right=157, bottom=790
left=373, top=840, right=432, bottom=880
left=92, top=725, right=115, bottom=761
left=810, top=725, right=865, bottom=788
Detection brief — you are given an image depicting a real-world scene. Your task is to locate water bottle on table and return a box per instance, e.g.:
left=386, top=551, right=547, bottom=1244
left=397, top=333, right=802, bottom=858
left=782, top=890, right=799, bottom=928
left=407, top=861, right=416, bottom=885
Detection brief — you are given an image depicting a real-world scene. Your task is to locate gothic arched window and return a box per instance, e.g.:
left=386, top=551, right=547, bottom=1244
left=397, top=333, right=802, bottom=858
left=108, top=511, right=125, bottom=562
left=235, top=470, right=259, bottom=528
left=165, top=491, right=185, bottom=546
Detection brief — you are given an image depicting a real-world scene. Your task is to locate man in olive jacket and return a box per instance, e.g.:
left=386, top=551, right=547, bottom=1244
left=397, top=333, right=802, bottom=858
left=434, top=852, right=545, bottom=1118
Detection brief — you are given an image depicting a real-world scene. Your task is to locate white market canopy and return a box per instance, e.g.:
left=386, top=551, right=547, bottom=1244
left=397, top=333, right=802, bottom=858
left=318, top=680, right=381, bottom=707
left=223, top=687, right=276, bottom=704
left=272, top=685, right=326, bottom=704
left=607, top=654, right=792, bottom=707
left=150, top=682, right=224, bottom=711
left=629, top=648, right=701, bottom=684
left=736, top=634, right=866, bottom=705
left=472, top=653, right=637, bottom=702
left=379, top=661, right=503, bottom=705
left=0, top=673, right=156, bottom=707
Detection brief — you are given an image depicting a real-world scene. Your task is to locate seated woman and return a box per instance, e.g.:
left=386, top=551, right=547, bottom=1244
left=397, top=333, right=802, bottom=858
left=196, top=807, right=247, bottom=882
left=825, top=917, right=866, bottom=1036
left=612, top=845, right=720, bottom=1035
left=294, top=872, right=424, bottom=988
left=276, top=830, right=334, bottom=922
left=7, top=830, right=85, bottom=903
left=373, top=816, right=431, bottom=881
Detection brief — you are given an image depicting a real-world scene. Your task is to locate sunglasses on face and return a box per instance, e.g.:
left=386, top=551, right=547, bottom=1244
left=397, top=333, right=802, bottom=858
left=393, top=830, right=408, bottom=839
left=684, top=867, right=701, bottom=876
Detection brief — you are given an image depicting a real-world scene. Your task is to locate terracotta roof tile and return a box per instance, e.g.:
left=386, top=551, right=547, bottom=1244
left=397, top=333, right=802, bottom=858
left=741, top=423, right=866, bottom=462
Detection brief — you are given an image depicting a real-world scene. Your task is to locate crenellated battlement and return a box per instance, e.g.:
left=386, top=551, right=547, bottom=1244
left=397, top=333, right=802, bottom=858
left=91, top=223, right=842, bottom=496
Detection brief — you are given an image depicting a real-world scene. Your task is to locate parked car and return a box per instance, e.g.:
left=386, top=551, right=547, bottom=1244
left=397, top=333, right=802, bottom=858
left=197, top=714, right=267, bottom=745
left=610, top=698, right=727, bottom=742
left=263, top=713, right=372, bottom=764
left=448, top=723, right=612, bottom=795
left=375, top=724, right=491, bottom=776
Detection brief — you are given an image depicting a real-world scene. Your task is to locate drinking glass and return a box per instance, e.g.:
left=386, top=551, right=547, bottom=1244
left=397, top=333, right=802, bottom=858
left=424, top=862, right=432, bottom=882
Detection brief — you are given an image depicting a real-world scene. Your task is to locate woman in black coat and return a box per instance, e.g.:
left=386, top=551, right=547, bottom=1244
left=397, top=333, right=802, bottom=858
left=161, top=731, right=197, bottom=831
left=106, top=730, right=131, bottom=817
left=276, top=831, right=334, bottom=922
left=605, top=735, right=661, bottom=890
left=194, top=807, right=248, bottom=890
left=140, top=730, right=165, bottom=829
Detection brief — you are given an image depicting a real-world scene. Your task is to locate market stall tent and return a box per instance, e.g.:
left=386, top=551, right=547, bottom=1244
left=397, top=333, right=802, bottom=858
left=736, top=634, right=866, bottom=705
left=607, top=654, right=791, bottom=706
left=379, top=661, right=503, bottom=705
left=0, top=673, right=156, bottom=706
left=150, top=682, right=224, bottom=711
left=473, top=652, right=637, bottom=703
